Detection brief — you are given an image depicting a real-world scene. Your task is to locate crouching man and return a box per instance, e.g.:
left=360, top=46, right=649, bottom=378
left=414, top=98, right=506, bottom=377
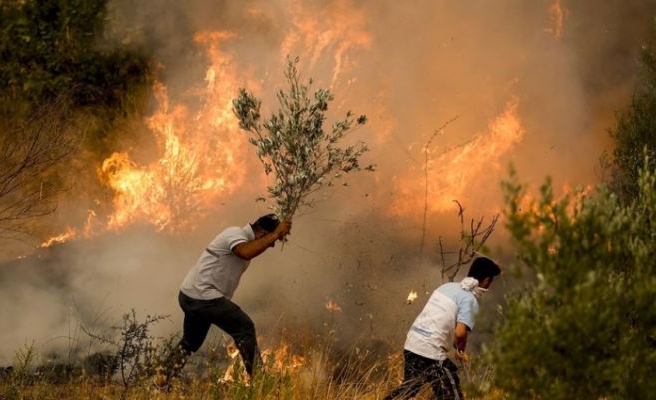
left=384, top=257, right=501, bottom=400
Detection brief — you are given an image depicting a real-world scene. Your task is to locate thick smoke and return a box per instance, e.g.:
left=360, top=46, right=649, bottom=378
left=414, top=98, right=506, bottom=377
left=2, top=0, right=656, bottom=366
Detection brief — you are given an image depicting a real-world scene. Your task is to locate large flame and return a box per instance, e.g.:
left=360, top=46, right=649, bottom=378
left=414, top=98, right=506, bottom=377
left=390, top=97, right=525, bottom=217
left=37, top=1, right=561, bottom=248
left=98, top=31, right=247, bottom=233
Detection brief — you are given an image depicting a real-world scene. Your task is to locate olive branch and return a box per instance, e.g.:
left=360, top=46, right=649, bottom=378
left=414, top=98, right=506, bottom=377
left=232, top=57, right=374, bottom=220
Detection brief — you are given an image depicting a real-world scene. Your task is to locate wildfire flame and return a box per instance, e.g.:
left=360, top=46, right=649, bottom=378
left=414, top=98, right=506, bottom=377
left=391, top=97, right=525, bottom=217
left=546, top=0, right=567, bottom=40
left=40, top=227, right=77, bottom=248
left=40, top=2, right=373, bottom=248
left=220, top=341, right=304, bottom=383
left=281, top=0, right=372, bottom=86
left=98, top=34, right=247, bottom=233
left=262, top=342, right=305, bottom=371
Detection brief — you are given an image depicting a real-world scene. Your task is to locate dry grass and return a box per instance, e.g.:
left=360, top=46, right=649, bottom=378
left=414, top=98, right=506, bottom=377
left=0, top=320, right=497, bottom=400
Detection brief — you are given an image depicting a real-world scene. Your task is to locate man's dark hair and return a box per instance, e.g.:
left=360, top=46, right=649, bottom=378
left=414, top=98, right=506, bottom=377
left=252, top=213, right=280, bottom=233
left=467, top=257, right=501, bottom=281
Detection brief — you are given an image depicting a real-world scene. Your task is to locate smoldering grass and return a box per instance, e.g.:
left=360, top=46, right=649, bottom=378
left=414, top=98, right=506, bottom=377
left=1, top=316, right=496, bottom=399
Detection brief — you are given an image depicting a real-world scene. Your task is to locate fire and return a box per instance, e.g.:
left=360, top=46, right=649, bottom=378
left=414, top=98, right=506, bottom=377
left=391, top=97, right=525, bottom=217
left=406, top=290, right=418, bottom=304
left=281, top=0, right=372, bottom=86
left=546, top=0, right=567, bottom=40
left=262, top=342, right=305, bottom=371
left=220, top=341, right=304, bottom=383
left=38, top=1, right=375, bottom=246
left=325, top=299, right=342, bottom=312
left=98, top=32, right=248, bottom=233
left=40, top=226, right=77, bottom=248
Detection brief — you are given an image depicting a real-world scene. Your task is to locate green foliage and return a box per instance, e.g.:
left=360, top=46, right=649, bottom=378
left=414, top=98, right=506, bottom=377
left=1, top=342, right=38, bottom=400
left=233, top=56, right=374, bottom=219
left=607, top=30, right=656, bottom=203
left=0, top=0, right=152, bottom=110
left=488, top=163, right=656, bottom=399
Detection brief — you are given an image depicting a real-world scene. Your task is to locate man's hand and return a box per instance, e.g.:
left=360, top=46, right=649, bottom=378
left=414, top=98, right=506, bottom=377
left=455, top=350, right=471, bottom=363
left=274, top=220, right=292, bottom=240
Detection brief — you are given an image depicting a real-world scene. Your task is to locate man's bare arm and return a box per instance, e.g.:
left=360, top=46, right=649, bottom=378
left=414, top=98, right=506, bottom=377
left=454, top=321, right=469, bottom=357
left=233, top=220, right=292, bottom=260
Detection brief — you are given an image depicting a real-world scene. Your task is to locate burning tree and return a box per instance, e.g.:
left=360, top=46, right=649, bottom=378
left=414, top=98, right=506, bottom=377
left=232, top=57, right=374, bottom=220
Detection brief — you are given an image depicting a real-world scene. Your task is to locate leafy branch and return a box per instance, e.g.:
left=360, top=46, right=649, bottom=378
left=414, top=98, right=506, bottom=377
left=233, top=56, right=374, bottom=220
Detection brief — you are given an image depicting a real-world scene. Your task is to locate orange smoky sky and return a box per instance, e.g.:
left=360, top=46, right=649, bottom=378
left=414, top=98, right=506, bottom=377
left=1, top=0, right=655, bottom=365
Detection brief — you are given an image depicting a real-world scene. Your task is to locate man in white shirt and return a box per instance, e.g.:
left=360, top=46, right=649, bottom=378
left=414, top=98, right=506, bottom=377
left=155, top=213, right=292, bottom=389
left=385, top=257, right=501, bottom=400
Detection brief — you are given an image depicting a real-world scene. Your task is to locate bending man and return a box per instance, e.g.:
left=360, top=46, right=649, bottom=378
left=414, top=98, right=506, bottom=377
left=156, top=213, right=292, bottom=388
left=385, top=257, right=501, bottom=399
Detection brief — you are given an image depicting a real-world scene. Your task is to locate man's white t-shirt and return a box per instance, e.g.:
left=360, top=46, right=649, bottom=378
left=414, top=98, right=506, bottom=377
left=404, top=282, right=479, bottom=361
left=180, top=224, right=254, bottom=300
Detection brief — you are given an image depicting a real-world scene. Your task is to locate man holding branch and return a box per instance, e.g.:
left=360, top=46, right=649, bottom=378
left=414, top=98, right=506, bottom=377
left=155, top=214, right=291, bottom=388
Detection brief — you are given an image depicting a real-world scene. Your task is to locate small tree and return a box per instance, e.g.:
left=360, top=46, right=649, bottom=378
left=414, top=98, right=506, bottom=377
left=0, top=98, right=75, bottom=240
left=83, top=309, right=168, bottom=399
left=232, top=57, right=374, bottom=220
left=488, top=162, right=656, bottom=399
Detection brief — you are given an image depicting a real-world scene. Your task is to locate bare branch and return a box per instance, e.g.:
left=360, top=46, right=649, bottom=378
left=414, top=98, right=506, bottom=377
left=419, top=116, right=459, bottom=255
left=439, top=201, right=499, bottom=281
left=0, top=97, right=76, bottom=240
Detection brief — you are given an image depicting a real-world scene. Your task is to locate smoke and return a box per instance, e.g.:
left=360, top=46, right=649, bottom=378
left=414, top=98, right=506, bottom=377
left=2, top=0, right=656, bottom=366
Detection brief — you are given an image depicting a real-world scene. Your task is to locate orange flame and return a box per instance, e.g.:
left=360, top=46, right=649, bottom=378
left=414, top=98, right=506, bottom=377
left=281, top=0, right=372, bottom=86
left=325, top=299, right=342, bottom=312
left=40, top=227, right=77, bottom=248
left=262, top=342, right=305, bottom=371
left=40, top=2, right=374, bottom=247
left=98, top=33, right=248, bottom=232
left=546, top=0, right=567, bottom=40
left=391, top=97, right=525, bottom=217
left=220, top=341, right=304, bottom=383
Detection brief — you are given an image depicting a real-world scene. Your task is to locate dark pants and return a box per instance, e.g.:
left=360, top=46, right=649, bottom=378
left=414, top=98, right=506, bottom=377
left=384, top=350, right=464, bottom=400
left=172, top=291, right=262, bottom=377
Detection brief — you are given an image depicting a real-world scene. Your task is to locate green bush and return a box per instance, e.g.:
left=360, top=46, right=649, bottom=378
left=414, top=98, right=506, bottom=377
left=488, top=162, right=656, bottom=399
left=608, top=27, right=656, bottom=204
left=0, top=0, right=152, bottom=109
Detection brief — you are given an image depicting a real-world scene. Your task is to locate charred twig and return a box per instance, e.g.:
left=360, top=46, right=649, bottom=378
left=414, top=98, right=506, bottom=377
left=440, top=200, right=499, bottom=281
left=419, top=116, right=459, bottom=255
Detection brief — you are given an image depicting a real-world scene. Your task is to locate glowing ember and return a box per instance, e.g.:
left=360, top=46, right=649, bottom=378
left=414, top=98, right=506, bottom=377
left=226, top=343, right=240, bottom=359
left=325, top=299, right=342, bottom=312
left=406, top=290, right=418, bottom=304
